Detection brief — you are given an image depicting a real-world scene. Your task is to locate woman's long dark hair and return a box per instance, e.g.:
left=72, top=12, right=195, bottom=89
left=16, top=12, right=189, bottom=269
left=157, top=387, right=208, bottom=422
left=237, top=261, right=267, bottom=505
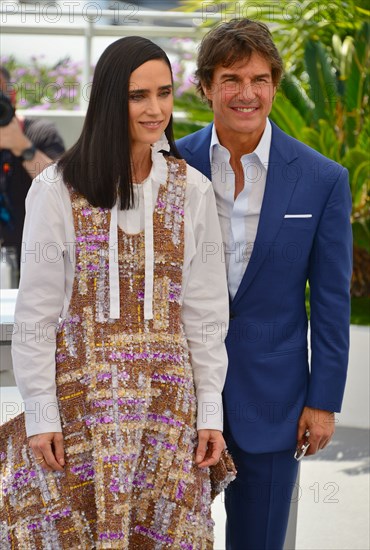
left=58, top=36, right=181, bottom=209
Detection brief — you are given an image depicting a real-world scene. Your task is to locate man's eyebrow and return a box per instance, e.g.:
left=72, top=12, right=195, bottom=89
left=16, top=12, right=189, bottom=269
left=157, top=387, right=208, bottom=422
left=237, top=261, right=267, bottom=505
left=219, top=72, right=239, bottom=80
left=251, top=73, right=272, bottom=79
left=219, top=72, right=271, bottom=80
left=129, top=84, right=173, bottom=93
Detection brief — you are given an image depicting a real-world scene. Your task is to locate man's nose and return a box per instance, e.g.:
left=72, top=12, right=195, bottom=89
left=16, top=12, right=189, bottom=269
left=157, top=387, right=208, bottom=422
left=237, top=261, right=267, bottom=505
left=240, top=81, right=259, bottom=101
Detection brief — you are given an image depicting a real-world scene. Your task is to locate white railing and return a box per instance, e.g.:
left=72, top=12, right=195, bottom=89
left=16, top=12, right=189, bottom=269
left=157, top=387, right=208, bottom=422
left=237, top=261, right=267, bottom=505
left=1, top=3, right=221, bottom=107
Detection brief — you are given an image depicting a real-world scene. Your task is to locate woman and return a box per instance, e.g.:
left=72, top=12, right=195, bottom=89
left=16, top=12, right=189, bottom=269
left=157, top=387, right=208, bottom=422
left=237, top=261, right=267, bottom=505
left=0, top=37, right=233, bottom=548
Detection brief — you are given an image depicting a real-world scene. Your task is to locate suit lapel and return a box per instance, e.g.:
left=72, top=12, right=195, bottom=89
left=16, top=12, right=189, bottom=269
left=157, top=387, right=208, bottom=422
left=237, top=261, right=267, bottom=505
left=183, top=124, right=213, bottom=181
left=232, top=123, right=299, bottom=307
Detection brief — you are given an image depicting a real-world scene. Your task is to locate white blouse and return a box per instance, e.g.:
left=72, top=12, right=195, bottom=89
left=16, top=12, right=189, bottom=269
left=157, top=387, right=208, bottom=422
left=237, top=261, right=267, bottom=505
left=12, top=141, right=229, bottom=437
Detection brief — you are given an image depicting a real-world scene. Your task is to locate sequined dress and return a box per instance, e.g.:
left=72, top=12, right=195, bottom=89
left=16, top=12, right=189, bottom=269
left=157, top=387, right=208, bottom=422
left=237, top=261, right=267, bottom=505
left=0, top=158, right=214, bottom=549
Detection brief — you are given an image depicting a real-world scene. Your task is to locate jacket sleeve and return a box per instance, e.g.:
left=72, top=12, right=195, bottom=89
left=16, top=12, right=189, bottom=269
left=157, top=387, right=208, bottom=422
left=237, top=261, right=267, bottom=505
left=306, top=167, right=353, bottom=412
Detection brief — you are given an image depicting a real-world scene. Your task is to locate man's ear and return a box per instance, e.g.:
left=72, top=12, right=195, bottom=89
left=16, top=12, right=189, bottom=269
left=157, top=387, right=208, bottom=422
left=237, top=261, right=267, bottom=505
left=201, top=81, right=213, bottom=107
left=201, top=81, right=213, bottom=102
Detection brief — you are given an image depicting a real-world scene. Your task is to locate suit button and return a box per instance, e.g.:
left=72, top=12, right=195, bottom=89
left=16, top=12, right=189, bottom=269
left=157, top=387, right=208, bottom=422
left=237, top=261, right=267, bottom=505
left=230, top=311, right=235, bottom=320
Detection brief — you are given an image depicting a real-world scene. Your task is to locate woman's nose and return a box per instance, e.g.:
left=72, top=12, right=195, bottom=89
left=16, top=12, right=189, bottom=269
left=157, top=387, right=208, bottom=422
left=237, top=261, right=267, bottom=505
left=146, top=97, right=161, bottom=114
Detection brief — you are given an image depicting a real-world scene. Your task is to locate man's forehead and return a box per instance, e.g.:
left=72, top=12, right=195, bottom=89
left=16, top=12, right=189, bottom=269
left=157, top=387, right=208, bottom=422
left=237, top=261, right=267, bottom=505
left=218, top=53, right=272, bottom=74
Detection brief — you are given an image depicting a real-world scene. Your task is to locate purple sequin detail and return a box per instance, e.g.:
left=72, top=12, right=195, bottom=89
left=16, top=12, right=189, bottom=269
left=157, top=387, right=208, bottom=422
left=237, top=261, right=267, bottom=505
left=45, top=507, right=72, bottom=522
left=96, top=372, right=112, bottom=381
left=183, top=459, right=192, bottom=473
left=98, top=532, right=124, bottom=540
left=110, top=478, right=120, bottom=492
left=71, top=463, right=95, bottom=481
left=95, top=371, right=129, bottom=382
left=169, top=282, right=182, bottom=301
left=148, top=437, right=177, bottom=452
left=171, top=205, right=185, bottom=216
left=110, top=351, right=181, bottom=363
left=119, top=414, right=143, bottom=422
left=176, top=480, right=186, bottom=500
left=103, top=454, right=136, bottom=463
left=148, top=414, right=183, bottom=427
left=5, top=467, right=37, bottom=493
left=152, top=373, right=186, bottom=385
left=76, top=234, right=109, bottom=243
left=134, top=525, right=173, bottom=544
left=99, top=415, right=113, bottom=424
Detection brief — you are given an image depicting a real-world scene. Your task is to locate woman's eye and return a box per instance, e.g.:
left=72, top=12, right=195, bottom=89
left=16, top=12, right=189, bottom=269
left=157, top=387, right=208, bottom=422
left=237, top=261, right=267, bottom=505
left=129, top=94, right=143, bottom=101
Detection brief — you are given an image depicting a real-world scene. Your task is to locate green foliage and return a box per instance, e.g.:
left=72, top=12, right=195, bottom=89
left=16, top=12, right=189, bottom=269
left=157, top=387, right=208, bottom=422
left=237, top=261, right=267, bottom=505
left=269, top=22, right=370, bottom=242
left=174, top=92, right=213, bottom=125
left=306, top=287, right=370, bottom=325
left=180, top=0, right=369, bottom=73
left=173, top=120, right=206, bottom=140
left=350, top=297, right=370, bottom=325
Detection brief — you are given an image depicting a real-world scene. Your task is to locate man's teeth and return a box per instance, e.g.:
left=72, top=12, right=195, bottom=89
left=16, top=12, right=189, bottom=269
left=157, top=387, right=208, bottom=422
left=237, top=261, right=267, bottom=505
left=235, top=107, right=256, bottom=112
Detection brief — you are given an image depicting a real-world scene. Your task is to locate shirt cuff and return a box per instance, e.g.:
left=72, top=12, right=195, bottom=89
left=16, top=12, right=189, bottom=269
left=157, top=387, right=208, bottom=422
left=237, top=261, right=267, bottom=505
left=23, top=395, right=62, bottom=437
left=196, top=392, right=223, bottom=431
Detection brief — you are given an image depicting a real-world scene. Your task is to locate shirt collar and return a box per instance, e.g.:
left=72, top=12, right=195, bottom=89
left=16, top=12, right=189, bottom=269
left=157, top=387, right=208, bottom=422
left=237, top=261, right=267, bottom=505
left=151, top=132, right=170, bottom=185
left=210, top=118, right=272, bottom=167
left=109, top=134, right=170, bottom=321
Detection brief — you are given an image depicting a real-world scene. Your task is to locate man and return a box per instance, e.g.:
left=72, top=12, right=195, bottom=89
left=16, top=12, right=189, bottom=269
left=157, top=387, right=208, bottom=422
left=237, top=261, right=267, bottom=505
left=0, top=66, right=65, bottom=269
left=177, top=19, right=352, bottom=550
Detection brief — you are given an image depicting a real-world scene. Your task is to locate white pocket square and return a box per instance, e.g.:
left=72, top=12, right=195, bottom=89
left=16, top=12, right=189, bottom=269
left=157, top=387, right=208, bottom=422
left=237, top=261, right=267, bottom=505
left=284, top=214, right=313, bottom=218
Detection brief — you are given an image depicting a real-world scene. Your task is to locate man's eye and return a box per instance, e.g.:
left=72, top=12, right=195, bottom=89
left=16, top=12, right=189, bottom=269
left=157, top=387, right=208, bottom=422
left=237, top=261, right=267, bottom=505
left=159, top=90, right=171, bottom=97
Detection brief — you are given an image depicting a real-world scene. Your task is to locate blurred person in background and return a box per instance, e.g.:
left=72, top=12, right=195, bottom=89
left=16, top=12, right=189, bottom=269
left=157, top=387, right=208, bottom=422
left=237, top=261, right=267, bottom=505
left=0, top=66, right=65, bottom=271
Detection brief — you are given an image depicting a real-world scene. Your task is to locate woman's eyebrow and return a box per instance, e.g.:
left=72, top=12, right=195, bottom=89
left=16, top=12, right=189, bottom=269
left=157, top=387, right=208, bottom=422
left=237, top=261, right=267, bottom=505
left=129, top=84, right=173, bottom=93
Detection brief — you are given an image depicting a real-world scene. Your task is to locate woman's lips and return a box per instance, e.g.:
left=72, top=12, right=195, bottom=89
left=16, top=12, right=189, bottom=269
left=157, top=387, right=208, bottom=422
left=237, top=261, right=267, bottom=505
left=139, top=121, right=163, bottom=128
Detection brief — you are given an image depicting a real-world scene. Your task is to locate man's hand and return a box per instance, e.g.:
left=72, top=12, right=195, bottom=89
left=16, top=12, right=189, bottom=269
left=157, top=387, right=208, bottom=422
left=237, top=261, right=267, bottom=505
left=0, top=115, right=52, bottom=177
left=0, top=116, right=31, bottom=156
left=28, top=432, right=65, bottom=472
left=297, top=406, right=335, bottom=456
left=195, top=429, right=225, bottom=468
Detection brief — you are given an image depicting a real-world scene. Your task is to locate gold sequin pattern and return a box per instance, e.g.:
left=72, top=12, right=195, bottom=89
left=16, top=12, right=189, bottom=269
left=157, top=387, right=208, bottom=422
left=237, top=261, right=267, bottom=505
left=0, top=158, right=214, bottom=549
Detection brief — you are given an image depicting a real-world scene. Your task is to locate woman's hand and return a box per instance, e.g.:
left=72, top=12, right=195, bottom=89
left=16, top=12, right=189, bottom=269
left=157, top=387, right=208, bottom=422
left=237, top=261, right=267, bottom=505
left=195, top=429, right=225, bottom=468
left=28, top=432, right=65, bottom=472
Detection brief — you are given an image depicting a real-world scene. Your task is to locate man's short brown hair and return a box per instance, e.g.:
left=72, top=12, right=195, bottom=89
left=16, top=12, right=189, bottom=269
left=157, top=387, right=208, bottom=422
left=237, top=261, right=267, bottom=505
left=195, top=19, right=284, bottom=102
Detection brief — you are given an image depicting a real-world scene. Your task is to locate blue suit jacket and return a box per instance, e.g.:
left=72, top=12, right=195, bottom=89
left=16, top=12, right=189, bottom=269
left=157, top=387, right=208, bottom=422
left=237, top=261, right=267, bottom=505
left=177, top=121, right=353, bottom=453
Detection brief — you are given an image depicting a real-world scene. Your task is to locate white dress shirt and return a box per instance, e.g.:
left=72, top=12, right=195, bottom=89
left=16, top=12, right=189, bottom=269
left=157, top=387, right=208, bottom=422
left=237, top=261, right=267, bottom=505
left=12, top=144, right=229, bottom=436
left=210, top=119, right=272, bottom=299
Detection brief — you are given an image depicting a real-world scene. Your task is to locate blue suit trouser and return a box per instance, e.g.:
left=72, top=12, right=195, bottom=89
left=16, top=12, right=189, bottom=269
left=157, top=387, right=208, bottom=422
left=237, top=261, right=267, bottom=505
left=225, top=435, right=299, bottom=550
